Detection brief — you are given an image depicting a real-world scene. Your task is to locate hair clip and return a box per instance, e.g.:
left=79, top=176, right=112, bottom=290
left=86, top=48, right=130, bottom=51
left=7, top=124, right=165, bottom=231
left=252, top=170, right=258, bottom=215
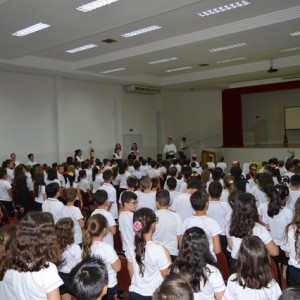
left=133, top=221, right=143, bottom=232
left=0, top=235, right=4, bottom=241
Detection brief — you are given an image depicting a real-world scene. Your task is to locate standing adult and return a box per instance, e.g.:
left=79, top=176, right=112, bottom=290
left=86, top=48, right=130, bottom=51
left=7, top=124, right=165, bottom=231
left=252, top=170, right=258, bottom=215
left=74, top=149, right=83, bottom=163
left=113, top=143, right=123, bottom=159
left=164, top=137, right=177, bottom=160
left=10, top=153, right=19, bottom=167
left=26, top=153, right=38, bottom=166
left=178, top=137, right=188, bottom=160
left=129, top=143, right=139, bottom=158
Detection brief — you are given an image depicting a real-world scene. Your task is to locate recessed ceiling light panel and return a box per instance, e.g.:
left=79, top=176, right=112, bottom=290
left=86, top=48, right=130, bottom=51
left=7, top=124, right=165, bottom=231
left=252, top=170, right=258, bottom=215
left=121, top=25, right=161, bottom=38
left=148, top=57, right=178, bottom=64
left=216, top=56, right=247, bottom=64
left=166, top=66, right=192, bottom=73
left=66, top=44, right=98, bottom=53
left=12, top=23, right=50, bottom=37
left=101, top=67, right=126, bottom=74
left=289, top=31, right=300, bottom=37
left=197, top=1, right=251, bottom=17
left=209, top=42, right=248, bottom=52
left=76, top=0, right=119, bottom=12
left=280, top=46, right=300, bottom=52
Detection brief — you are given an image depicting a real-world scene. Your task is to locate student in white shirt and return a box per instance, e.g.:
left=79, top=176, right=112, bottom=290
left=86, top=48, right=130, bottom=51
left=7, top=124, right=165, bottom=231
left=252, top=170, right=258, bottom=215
left=170, top=227, right=225, bottom=300
left=91, top=190, right=116, bottom=247
left=61, top=188, right=85, bottom=245
left=182, top=190, right=222, bottom=259
left=126, top=208, right=171, bottom=299
left=283, top=160, right=295, bottom=180
left=82, top=214, right=121, bottom=300
left=119, top=191, right=138, bottom=253
left=153, top=189, right=182, bottom=261
left=216, top=156, right=227, bottom=173
left=140, top=159, right=149, bottom=177
left=90, top=166, right=103, bottom=193
left=251, top=172, right=274, bottom=207
left=287, top=174, right=300, bottom=211
left=77, top=169, right=92, bottom=208
left=26, top=153, right=38, bottom=166
left=0, top=211, right=63, bottom=300
left=116, top=162, right=130, bottom=193
left=166, top=177, right=179, bottom=207
left=220, top=175, right=237, bottom=204
left=132, top=161, right=143, bottom=180
left=227, top=192, right=279, bottom=272
left=261, top=184, right=293, bottom=280
left=224, top=235, right=281, bottom=300
left=10, top=152, right=20, bottom=167
left=0, top=167, right=13, bottom=217
left=74, top=149, right=83, bottom=163
left=42, top=182, right=64, bottom=224
left=137, top=176, right=156, bottom=211
left=3, top=159, right=14, bottom=184
left=163, top=137, right=177, bottom=160
left=33, top=171, right=47, bottom=211
left=281, top=197, right=300, bottom=287
left=99, top=169, right=118, bottom=220
left=55, top=218, right=82, bottom=300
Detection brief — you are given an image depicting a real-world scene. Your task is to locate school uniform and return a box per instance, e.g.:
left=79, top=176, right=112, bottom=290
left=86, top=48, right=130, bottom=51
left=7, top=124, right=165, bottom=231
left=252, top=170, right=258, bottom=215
left=90, top=174, right=103, bottom=193
left=42, top=197, right=64, bottom=224
left=119, top=211, right=134, bottom=253
left=78, top=178, right=90, bottom=193
left=34, top=184, right=46, bottom=211
left=0, top=179, right=13, bottom=216
left=216, top=162, right=227, bottom=172
left=132, top=170, right=142, bottom=180
left=99, top=183, right=118, bottom=219
left=116, top=172, right=130, bottom=190
left=170, top=193, right=194, bottom=222
left=251, top=186, right=268, bottom=207
left=6, top=168, right=14, bottom=184
left=137, top=192, right=156, bottom=211
left=286, top=188, right=300, bottom=211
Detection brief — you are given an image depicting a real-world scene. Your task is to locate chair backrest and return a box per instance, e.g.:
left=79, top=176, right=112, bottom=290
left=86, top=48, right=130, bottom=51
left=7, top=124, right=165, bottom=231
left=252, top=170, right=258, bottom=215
left=113, top=225, right=123, bottom=254
left=117, top=255, right=131, bottom=293
left=216, top=251, right=230, bottom=282
left=270, top=257, right=281, bottom=287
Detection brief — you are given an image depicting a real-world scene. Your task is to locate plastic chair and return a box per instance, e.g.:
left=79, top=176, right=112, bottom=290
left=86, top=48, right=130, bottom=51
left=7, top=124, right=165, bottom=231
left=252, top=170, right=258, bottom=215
left=216, top=251, right=230, bottom=282
left=113, top=225, right=123, bottom=254
left=117, top=255, right=131, bottom=298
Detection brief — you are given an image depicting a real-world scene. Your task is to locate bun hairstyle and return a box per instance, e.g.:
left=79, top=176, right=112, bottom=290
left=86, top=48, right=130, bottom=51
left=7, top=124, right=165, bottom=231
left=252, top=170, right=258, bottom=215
left=133, top=208, right=157, bottom=276
left=82, top=214, right=108, bottom=258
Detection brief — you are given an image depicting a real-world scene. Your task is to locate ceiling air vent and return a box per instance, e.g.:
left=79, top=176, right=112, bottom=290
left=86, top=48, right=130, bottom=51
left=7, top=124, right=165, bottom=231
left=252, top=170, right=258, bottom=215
left=101, top=38, right=118, bottom=44
left=124, top=85, right=161, bottom=95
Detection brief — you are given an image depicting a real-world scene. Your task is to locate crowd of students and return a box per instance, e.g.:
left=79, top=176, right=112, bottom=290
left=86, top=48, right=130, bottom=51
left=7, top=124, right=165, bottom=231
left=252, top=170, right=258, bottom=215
left=0, top=151, right=300, bottom=299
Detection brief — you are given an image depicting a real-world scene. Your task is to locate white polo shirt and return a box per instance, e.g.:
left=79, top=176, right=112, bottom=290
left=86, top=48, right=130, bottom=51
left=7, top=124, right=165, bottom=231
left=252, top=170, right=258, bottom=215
left=170, top=193, right=194, bottom=222
left=42, top=198, right=64, bottom=224
left=0, top=179, right=12, bottom=202
left=99, top=183, right=118, bottom=219
left=119, top=211, right=134, bottom=252
left=58, top=243, right=82, bottom=273
left=137, top=192, right=156, bottom=211
left=281, top=225, right=300, bottom=268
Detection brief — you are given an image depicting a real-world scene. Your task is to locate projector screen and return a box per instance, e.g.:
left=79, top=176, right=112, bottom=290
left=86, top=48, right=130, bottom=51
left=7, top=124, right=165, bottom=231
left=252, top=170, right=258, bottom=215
left=285, top=106, right=300, bottom=130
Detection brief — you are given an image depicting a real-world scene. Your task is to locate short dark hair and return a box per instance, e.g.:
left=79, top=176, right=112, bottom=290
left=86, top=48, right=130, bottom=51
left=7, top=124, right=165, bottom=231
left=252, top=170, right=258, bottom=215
left=64, top=188, right=77, bottom=202
left=190, top=190, right=209, bottom=211
left=127, top=176, right=138, bottom=188
left=46, top=182, right=60, bottom=198
left=208, top=181, right=223, bottom=198
left=156, top=189, right=170, bottom=207
left=69, top=256, right=108, bottom=300
left=102, top=169, right=113, bottom=181
left=0, top=167, right=7, bottom=179
left=167, top=177, right=177, bottom=190
left=151, top=177, right=159, bottom=188
left=93, top=190, right=108, bottom=206
left=291, top=174, right=300, bottom=187
left=133, top=160, right=141, bottom=170
left=28, top=153, right=33, bottom=159
left=121, top=191, right=137, bottom=205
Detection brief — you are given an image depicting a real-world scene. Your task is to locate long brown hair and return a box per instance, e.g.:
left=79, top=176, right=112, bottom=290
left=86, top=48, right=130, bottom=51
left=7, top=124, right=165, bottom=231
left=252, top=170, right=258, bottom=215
left=82, top=214, right=108, bottom=258
left=0, top=212, right=61, bottom=280
left=133, top=208, right=156, bottom=277
left=55, top=218, right=74, bottom=252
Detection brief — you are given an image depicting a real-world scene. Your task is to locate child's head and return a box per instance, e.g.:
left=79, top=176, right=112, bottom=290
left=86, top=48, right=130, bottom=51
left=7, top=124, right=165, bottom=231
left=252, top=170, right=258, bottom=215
left=70, top=255, right=108, bottom=300
left=102, top=169, right=113, bottom=182
left=187, top=177, right=201, bottom=191
left=55, top=217, right=74, bottom=252
left=127, top=176, right=138, bottom=189
left=190, top=190, right=209, bottom=211
left=78, top=169, right=87, bottom=181
left=171, top=227, right=216, bottom=293
left=290, top=174, right=300, bottom=187
left=83, top=214, right=108, bottom=257
left=93, top=190, right=108, bottom=206
left=0, top=167, right=7, bottom=179
left=236, top=235, right=273, bottom=289
left=151, top=177, right=159, bottom=190
left=153, top=273, right=193, bottom=300
left=47, top=167, right=58, bottom=180
left=0, top=224, right=17, bottom=263
left=208, top=181, right=223, bottom=199
left=133, top=208, right=157, bottom=276
left=133, top=160, right=141, bottom=171
left=140, top=176, right=152, bottom=190
left=264, top=184, right=281, bottom=218
left=223, top=175, right=236, bottom=191
left=156, top=189, right=170, bottom=208
left=166, top=177, right=177, bottom=191
left=212, top=167, right=223, bottom=181
left=46, top=182, right=60, bottom=198
left=64, top=187, right=77, bottom=203
left=285, top=160, right=294, bottom=172
left=121, top=191, right=138, bottom=210
left=0, top=212, right=61, bottom=280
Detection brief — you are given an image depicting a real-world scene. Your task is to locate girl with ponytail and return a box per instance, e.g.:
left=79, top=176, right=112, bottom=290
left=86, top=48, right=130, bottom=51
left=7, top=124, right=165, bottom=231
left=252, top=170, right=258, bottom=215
left=126, top=207, right=171, bottom=300
left=82, top=214, right=120, bottom=300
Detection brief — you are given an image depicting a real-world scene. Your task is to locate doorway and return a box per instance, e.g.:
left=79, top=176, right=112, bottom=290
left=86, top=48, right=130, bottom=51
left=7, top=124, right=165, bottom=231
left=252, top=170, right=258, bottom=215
left=123, top=134, right=143, bottom=158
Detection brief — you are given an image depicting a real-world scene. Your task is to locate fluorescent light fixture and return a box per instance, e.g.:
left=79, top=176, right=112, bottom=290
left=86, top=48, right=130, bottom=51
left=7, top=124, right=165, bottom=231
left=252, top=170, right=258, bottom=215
left=76, top=0, right=119, bottom=12
left=197, top=1, right=251, bottom=17
left=209, top=42, right=248, bottom=52
left=280, top=46, right=300, bottom=52
left=289, top=31, right=300, bottom=37
left=148, top=57, right=178, bottom=64
left=121, top=25, right=161, bottom=38
left=101, top=67, right=126, bottom=74
left=12, top=23, right=50, bottom=37
left=166, top=66, right=192, bottom=73
left=216, top=56, right=247, bottom=64
left=66, top=44, right=98, bottom=53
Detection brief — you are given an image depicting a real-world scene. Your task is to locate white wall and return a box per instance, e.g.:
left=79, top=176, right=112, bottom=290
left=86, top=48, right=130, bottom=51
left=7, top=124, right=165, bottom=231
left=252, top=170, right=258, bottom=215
left=160, top=90, right=223, bottom=151
left=242, top=89, right=300, bottom=145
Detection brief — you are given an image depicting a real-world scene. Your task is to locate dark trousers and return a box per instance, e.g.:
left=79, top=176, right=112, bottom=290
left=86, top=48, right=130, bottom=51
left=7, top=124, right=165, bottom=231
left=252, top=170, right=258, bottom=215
left=287, top=265, right=300, bottom=287
left=0, top=200, right=14, bottom=217
left=103, top=285, right=118, bottom=300
left=129, top=292, right=152, bottom=300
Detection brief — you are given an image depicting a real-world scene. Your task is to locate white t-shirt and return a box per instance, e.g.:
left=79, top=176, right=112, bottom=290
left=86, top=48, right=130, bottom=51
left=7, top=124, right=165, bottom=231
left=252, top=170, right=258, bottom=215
left=34, top=185, right=46, bottom=204
left=219, top=189, right=229, bottom=203
left=281, top=225, right=300, bottom=268
left=132, top=170, right=142, bottom=180
left=216, top=162, right=227, bottom=172
left=6, top=168, right=14, bottom=184
left=61, top=205, right=84, bottom=244
left=126, top=241, right=171, bottom=296
left=99, top=183, right=118, bottom=219
left=287, top=189, right=300, bottom=211
left=137, top=192, right=156, bottom=211
left=116, top=172, right=130, bottom=189
left=153, top=209, right=182, bottom=256
left=58, top=243, right=82, bottom=273
left=193, top=264, right=225, bottom=300
left=119, top=211, right=134, bottom=252
left=91, top=209, right=116, bottom=247
left=257, top=202, right=268, bottom=218
left=90, top=174, right=104, bottom=193
left=90, top=241, right=119, bottom=288
left=170, top=193, right=194, bottom=222
left=227, top=222, right=272, bottom=259
left=45, top=178, right=61, bottom=187
left=206, top=201, right=232, bottom=235
left=179, top=181, right=187, bottom=193
left=262, top=207, right=293, bottom=246
left=0, top=179, right=12, bottom=202
left=42, top=198, right=64, bottom=224
left=182, top=215, right=221, bottom=259
left=0, top=262, right=63, bottom=300
left=57, top=173, right=66, bottom=188
left=140, top=165, right=149, bottom=177
left=224, top=275, right=281, bottom=300
left=164, top=143, right=177, bottom=154
left=79, top=178, right=90, bottom=193
left=207, top=162, right=215, bottom=170
left=251, top=186, right=268, bottom=207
